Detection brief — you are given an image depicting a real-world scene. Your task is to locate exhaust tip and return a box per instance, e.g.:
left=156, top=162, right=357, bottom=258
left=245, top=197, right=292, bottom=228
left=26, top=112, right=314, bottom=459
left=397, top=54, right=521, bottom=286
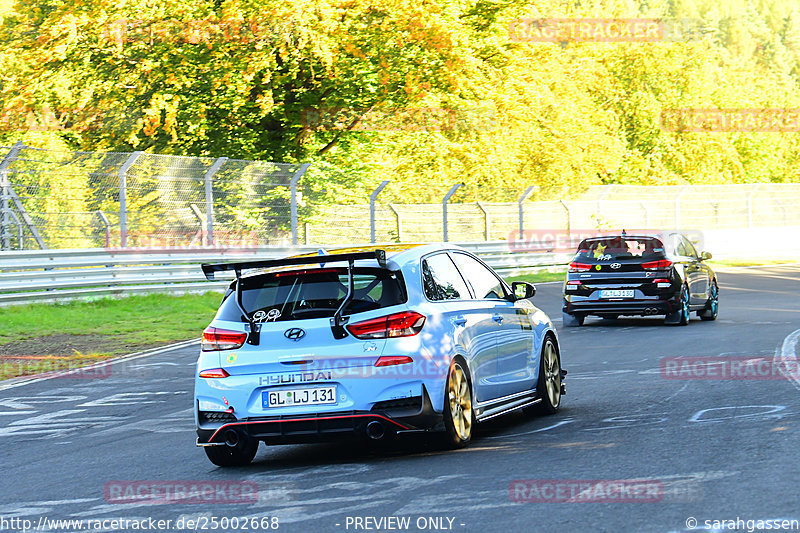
left=366, top=420, right=386, bottom=440
left=224, top=429, right=240, bottom=448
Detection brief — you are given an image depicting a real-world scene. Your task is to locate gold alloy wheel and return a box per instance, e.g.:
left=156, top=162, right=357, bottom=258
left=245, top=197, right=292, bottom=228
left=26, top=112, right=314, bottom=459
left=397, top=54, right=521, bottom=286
left=543, top=341, right=561, bottom=408
left=448, top=363, right=473, bottom=441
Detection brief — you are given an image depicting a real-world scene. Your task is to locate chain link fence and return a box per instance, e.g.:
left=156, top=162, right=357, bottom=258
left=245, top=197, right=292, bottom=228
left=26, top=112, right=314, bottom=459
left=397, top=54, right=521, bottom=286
left=1, top=142, right=799, bottom=250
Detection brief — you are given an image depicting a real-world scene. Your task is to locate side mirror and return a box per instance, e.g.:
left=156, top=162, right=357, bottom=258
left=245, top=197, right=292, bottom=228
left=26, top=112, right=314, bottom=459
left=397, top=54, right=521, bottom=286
left=700, top=251, right=712, bottom=261
left=511, top=281, right=536, bottom=300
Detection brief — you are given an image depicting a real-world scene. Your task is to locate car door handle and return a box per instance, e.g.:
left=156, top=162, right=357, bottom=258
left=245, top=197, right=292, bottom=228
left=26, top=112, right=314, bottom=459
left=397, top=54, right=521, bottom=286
left=454, top=316, right=467, bottom=326
left=493, top=314, right=503, bottom=324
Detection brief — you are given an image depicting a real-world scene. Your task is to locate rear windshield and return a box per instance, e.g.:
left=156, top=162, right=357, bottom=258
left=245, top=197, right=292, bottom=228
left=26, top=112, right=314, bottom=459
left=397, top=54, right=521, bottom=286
left=216, top=267, right=407, bottom=322
left=575, top=237, right=666, bottom=261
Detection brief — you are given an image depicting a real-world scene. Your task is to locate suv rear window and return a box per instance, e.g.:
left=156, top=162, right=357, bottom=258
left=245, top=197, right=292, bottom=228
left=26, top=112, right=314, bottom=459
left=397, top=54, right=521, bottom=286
left=575, top=236, right=665, bottom=261
left=216, top=267, right=407, bottom=322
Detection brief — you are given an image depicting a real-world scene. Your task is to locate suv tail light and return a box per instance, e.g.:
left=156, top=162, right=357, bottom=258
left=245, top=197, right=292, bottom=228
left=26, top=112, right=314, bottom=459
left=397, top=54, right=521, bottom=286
left=202, top=327, right=247, bottom=351
left=569, top=262, right=591, bottom=272
left=346, top=311, right=426, bottom=339
left=641, top=259, right=673, bottom=270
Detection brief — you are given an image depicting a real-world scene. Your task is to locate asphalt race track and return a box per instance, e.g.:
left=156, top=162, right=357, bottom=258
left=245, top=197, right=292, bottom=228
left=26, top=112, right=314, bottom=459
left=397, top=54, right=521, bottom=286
left=2, top=265, right=799, bottom=533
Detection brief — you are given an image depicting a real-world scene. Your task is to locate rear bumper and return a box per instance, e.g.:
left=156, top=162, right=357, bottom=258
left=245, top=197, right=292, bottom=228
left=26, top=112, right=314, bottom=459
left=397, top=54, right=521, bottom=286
left=197, top=386, right=441, bottom=445
left=563, top=297, right=679, bottom=316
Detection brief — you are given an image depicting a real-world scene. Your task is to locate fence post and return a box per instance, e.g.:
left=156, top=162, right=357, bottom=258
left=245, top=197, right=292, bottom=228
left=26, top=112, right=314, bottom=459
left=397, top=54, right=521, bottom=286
left=96, top=210, right=111, bottom=248
left=747, top=183, right=761, bottom=229
left=389, top=204, right=402, bottom=242
left=639, top=201, right=650, bottom=229
left=189, top=204, right=207, bottom=246
left=442, top=183, right=464, bottom=242
left=7, top=210, right=22, bottom=249
left=0, top=174, right=7, bottom=251
left=118, top=151, right=142, bottom=248
left=476, top=202, right=490, bottom=241
left=290, top=163, right=311, bottom=245
left=203, top=157, right=227, bottom=246
left=596, top=186, right=613, bottom=225
left=559, top=199, right=571, bottom=239
left=675, top=186, right=689, bottom=230
left=0, top=142, right=24, bottom=251
left=518, top=185, right=536, bottom=239
left=369, top=180, right=390, bottom=244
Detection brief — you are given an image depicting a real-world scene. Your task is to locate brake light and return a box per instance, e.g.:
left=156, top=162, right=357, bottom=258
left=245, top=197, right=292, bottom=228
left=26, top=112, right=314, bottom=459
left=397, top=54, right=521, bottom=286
left=566, top=280, right=582, bottom=285
left=569, top=262, right=591, bottom=272
left=641, top=260, right=673, bottom=270
left=198, top=368, right=230, bottom=378
left=374, top=355, right=413, bottom=367
left=202, top=327, right=247, bottom=351
left=274, top=268, right=338, bottom=277
left=346, top=311, right=426, bottom=339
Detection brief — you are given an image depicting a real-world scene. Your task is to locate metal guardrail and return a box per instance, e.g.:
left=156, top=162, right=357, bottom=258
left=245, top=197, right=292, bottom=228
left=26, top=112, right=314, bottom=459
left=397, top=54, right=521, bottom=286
left=0, top=243, right=570, bottom=305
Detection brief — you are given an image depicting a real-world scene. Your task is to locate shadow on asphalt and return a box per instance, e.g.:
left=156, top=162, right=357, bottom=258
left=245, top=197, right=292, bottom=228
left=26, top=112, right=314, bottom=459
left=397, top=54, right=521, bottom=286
left=206, top=409, right=573, bottom=472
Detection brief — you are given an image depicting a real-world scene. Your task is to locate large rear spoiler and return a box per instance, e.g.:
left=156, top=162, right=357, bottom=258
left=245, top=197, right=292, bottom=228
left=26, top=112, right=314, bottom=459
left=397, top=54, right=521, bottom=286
left=200, top=249, right=388, bottom=343
left=201, top=249, right=387, bottom=281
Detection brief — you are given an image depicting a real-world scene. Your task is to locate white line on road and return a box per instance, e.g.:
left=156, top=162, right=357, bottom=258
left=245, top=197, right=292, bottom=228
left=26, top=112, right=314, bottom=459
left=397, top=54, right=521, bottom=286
left=0, top=338, right=200, bottom=392
left=485, top=418, right=575, bottom=439
left=775, top=328, right=800, bottom=390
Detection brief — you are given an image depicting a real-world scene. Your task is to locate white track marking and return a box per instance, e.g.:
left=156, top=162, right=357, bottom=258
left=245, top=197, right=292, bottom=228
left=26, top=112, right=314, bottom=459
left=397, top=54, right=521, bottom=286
left=689, top=405, right=786, bottom=423
left=775, top=328, right=800, bottom=390
left=0, top=339, right=200, bottom=392
left=485, top=418, right=575, bottom=439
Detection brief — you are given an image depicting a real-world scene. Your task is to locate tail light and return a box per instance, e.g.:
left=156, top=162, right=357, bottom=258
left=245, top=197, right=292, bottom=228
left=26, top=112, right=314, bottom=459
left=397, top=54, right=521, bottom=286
left=275, top=268, right=338, bottom=277
left=565, top=280, right=581, bottom=291
left=375, top=355, right=413, bottom=367
left=346, top=311, right=426, bottom=339
left=641, top=259, right=673, bottom=270
left=202, top=327, right=247, bottom=351
left=198, top=368, right=230, bottom=378
left=569, top=262, right=591, bottom=272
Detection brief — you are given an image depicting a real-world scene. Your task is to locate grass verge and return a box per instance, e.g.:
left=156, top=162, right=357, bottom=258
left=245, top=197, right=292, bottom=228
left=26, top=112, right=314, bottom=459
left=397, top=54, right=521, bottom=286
left=0, top=292, right=223, bottom=380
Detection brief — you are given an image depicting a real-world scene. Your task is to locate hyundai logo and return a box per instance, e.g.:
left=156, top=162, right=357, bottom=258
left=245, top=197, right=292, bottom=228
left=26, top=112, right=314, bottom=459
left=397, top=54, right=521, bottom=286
left=610, top=263, right=622, bottom=269
left=284, top=328, right=306, bottom=341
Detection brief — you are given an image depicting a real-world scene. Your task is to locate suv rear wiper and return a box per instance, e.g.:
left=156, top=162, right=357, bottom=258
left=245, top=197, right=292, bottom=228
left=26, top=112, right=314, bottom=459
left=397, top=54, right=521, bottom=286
left=202, top=250, right=387, bottom=344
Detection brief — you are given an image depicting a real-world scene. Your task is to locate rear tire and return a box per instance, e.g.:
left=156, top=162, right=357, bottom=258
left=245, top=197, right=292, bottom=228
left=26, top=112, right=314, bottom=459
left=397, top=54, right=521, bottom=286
left=562, top=312, right=584, bottom=327
left=204, top=440, right=258, bottom=467
left=524, top=337, right=562, bottom=416
left=699, top=281, right=718, bottom=321
left=665, top=285, right=690, bottom=326
left=441, top=360, right=474, bottom=449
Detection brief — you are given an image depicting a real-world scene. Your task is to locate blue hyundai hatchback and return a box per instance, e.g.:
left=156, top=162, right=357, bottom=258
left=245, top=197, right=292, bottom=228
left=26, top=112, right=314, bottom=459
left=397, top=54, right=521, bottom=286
left=195, top=244, right=565, bottom=466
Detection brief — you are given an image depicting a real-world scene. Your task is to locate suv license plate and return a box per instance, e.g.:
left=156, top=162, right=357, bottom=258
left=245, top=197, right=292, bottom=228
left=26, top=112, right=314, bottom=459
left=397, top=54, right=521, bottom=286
left=264, top=387, right=337, bottom=408
left=599, top=289, right=635, bottom=299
